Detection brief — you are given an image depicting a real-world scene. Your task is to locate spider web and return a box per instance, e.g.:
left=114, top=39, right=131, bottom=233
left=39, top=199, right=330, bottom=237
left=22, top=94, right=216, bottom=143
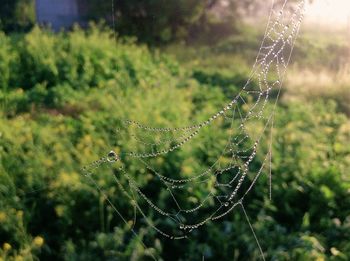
left=83, top=0, right=305, bottom=259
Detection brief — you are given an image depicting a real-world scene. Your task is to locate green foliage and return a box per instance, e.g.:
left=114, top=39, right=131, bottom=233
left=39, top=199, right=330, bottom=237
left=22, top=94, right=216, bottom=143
left=0, top=32, right=14, bottom=90
left=0, top=0, right=35, bottom=32
left=291, top=32, right=350, bottom=71
left=0, top=26, right=349, bottom=260
left=97, top=0, right=301, bottom=44
left=82, top=0, right=251, bottom=44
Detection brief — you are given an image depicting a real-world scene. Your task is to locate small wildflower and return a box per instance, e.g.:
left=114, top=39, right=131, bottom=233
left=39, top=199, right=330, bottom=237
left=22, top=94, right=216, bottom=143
left=33, top=236, right=44, bottom=247
left=55, top=205, right=65, bottom=217
left=3, top=242, right=11, bottom=251
left=330, top=247, right=340, bottom=256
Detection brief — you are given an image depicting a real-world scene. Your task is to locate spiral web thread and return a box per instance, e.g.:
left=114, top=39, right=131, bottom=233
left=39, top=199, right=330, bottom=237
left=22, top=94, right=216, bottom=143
left=83, top=0, right=305, bottom=259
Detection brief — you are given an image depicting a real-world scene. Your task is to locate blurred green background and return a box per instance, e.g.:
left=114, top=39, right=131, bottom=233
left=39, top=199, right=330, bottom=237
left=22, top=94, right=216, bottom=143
left=0, top=0, right=349, bottom=260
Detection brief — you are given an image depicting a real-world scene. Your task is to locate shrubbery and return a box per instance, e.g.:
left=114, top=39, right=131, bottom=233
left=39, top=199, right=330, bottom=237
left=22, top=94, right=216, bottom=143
left=0, top=27, right=349, bottom=260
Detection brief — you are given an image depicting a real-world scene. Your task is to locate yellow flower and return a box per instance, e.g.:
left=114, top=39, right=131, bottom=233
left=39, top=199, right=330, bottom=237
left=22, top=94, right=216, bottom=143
left=0, top=212, right=6, bottom=222
left=33, top=236, right=44, bottom=247
left=330, top=247, right=340, bottom=256
left=55, top=205, right=65, bottom=217
left=3, top=242, right=11, bottom=251
left=16, top=210, right=23, bottom=219
left=182, top=165, right=193, bottom=175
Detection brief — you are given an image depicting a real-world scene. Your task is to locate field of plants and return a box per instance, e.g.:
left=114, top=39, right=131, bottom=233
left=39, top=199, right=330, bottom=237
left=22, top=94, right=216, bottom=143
left=0, top=23, right=349, bottom=260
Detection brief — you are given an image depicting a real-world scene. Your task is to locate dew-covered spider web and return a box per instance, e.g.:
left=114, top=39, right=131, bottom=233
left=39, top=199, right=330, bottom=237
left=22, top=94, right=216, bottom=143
left=82, top=0, right=305, bottom=259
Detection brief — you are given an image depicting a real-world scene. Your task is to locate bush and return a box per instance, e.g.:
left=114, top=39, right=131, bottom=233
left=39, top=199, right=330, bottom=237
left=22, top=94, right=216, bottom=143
left=0, top=26, right=349, bottom=260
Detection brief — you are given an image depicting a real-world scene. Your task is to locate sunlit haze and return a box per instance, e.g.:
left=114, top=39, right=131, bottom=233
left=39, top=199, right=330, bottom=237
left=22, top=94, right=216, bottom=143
left=305, top=0, right=350, bottom=26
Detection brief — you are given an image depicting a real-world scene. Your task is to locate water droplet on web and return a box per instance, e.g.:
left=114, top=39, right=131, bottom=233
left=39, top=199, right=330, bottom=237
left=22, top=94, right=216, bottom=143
left=224, top=202, right=229, bottom=207
left=179, top=224, right=185, bottom=229
left=107, top=150, right=119, bottom=163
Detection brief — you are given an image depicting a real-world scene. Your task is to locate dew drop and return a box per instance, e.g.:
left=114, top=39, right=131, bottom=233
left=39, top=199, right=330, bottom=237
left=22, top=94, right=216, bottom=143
left=107, top=150, right=119, bottom=163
